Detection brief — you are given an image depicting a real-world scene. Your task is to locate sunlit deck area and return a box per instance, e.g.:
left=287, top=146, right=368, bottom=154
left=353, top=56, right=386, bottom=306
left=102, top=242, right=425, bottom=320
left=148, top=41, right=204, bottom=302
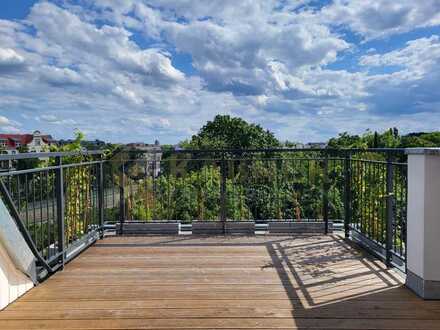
left=1, top=234, right=439, bottom=329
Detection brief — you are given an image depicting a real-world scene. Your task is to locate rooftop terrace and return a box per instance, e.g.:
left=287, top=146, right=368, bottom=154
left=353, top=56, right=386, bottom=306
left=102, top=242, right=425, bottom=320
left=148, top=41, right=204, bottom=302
left=1, top=148, right=440, bottom=329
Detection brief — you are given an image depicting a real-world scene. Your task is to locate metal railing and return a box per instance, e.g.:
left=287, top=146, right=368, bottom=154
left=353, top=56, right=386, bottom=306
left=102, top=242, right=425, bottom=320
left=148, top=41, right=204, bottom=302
left=105, top=150, right=341, bottom=226
left=0, top=148, right=408, bottom=279
left=0, top=151, right=104, bottom=280
left=348, top=153, right=407, bottom=270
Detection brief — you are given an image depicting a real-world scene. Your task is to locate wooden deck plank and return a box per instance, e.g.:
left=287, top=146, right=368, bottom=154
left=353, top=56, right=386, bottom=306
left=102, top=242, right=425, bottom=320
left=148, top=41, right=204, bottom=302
left=3, top=318, right=440, bottom=330
left=3, top=304, right=440, bottom=320
left=1, top=234, right=439, bottom=330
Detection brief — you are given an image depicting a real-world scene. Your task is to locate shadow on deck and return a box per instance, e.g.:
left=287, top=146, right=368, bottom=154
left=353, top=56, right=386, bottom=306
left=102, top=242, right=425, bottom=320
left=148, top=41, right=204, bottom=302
left=1, top=234, right=440, bottom=329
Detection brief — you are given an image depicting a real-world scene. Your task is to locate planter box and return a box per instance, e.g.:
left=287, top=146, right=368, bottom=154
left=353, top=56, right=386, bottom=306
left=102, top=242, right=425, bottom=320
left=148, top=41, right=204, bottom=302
left=192, top=222, right=224, bottom=235
left=117, top=222, right=180, bottom=235
left=268, top=221, right=332, bottom=234
left=225, top=221, right=255, bottom=235
left=192, top=221, right=256, bottom=235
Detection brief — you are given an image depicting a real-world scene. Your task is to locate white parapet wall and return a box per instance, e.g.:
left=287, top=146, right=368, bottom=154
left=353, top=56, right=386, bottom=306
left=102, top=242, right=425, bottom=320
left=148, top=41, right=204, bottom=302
left=406, top=148, right=440, bottom=299
left=0, top=199, right=36, bottom=310
left=0, top=241, right=34, bottom=309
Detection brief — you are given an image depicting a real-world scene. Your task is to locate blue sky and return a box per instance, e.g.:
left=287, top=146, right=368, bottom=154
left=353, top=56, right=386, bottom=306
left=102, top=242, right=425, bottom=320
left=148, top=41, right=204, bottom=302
left=0, top=1, right=38, bottom=20
left=0, top=1, right=439, bottom=143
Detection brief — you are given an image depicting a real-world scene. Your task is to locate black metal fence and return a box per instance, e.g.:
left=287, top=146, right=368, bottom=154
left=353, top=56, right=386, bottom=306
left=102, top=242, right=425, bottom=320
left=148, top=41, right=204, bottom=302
left=347, top=153, right=407, bottom=269
left=0, top=148, right=408, bottom=279
left=103, top=148, right=407, bottom=269
left=0, top=151, right=104, bottom=280
left=108, top=154, right=342, bottom=224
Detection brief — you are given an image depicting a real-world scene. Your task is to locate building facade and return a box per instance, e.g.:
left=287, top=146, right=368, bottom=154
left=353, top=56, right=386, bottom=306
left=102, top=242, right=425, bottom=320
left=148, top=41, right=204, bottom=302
left=0, top=131, right=55, bottom=154
left=124, top=140, right=162, bottom=177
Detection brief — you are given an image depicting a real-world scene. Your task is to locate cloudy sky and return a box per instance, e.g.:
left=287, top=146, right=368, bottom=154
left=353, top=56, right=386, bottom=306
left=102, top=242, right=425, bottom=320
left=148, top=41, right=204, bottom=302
left=0, top=1, right=440, bottom=143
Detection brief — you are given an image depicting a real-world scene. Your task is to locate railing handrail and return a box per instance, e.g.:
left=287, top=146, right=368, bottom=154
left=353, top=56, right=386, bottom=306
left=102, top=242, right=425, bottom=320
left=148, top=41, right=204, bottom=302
left=0, top=150, right=103, bottom=161
left=0, top=148, right=406, bottom=161
left=127, top=147, right=407, bottom=154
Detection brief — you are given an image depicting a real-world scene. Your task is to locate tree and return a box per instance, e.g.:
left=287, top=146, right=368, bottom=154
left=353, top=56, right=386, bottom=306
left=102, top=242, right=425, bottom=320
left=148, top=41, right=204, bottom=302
left=401, top=132, right=440, bottom=147
left=185, top=115, right=280, bottom=149
left=16, top=145, right=41, bottom=170
left=328, top=128, right=402, bottom=149
left=379, top=128, right=401, bottom=148
left=327, top=132, right=365, bottom=149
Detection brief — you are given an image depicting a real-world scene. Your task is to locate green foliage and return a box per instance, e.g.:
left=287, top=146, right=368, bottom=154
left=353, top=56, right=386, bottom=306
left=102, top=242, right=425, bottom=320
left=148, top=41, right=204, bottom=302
left=16, top=145, right=42, bottom=170
left=126, top=165, right=252, bottom=222
left=122, top=155, right=347, bottom=223
left=64, top=165, right=95, bottom=241
left=57, top=130, right=85, bottom=163
left=328, top=127, right=440, bottom=149
left=26, top=221, right=58, bottom=256
left=400, top=132, right=440, bottom=147
left=186, top=115, right=280, bottom=149
left=57, top=130, right=97, bottom=242
left=328, top=132, right=365, bottom=149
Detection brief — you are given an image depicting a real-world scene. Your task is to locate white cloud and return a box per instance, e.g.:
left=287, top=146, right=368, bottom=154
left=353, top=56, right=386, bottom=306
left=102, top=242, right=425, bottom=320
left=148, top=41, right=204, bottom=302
left=39, top=66, right=83, bottom=86
left=0, top=48, right=24, bottom=65
left=133, top=1, right=349, bottom=96
left=0, top=48, right=26, bottom=73
left=0, top=115, right=21, bottom=133
left=38, top=114, right=77, bottom=125
left=39, top=114, right=58, bottom=122
left=321, top=0, right=440, bottom=39
left=354, top=36, right=440, bottom=118
left=0, top=115, right=11, bottom=126
left=128, top=115, right=171, bottom=129
left=113, top=86, right=144, bottom=105
left=27, top=2, right=184, bottom=85
left=360, top=36, right=440, bottom=73
left=0, top=1, right=439, bottom=143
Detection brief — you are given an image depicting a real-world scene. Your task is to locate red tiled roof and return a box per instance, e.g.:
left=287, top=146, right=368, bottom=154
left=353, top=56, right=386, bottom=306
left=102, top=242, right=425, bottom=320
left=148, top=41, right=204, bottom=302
left=0, top=133, right=54, bottom=149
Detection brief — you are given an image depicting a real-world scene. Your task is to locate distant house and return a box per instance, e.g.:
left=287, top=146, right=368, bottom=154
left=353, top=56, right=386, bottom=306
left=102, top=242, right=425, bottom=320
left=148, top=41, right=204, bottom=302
left=57, top=139, right=107, bottom=151
left=305, top=142, right=328, bottom=149
left=287, top=143, right=305, bottom=149
left=0, top=131, right=55, bottom=154
left=281, top=142, right=327, bottom=149
left=124, top=140, right=162, bottom=177
left=0, top=131, right=56, bottom=171
left=125, top=140, right=161, bottom=151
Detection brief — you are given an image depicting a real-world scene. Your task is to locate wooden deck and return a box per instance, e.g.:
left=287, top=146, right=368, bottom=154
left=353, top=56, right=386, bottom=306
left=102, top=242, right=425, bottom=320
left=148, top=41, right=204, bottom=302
left=1, top=234, right=440, bottom=329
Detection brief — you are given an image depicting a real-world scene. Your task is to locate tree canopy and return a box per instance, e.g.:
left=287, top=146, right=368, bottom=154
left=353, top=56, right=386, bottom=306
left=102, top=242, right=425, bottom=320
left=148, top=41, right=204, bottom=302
left=328, top=128, right=440, bottom=149
left=184, top=115, right=280, bottom=149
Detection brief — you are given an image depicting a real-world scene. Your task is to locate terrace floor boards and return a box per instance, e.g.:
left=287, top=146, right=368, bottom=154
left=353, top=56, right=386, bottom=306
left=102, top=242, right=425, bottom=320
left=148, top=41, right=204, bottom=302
left=1, top=234, right=438, bottom=329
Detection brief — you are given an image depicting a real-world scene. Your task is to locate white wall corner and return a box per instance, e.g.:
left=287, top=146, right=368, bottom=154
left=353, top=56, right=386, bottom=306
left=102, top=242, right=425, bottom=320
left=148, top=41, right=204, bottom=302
left=406, top=148, right=440, bottom=299
left=0, top=241, right=34, bottom=310
left=0, top=197, right=37, bottom=310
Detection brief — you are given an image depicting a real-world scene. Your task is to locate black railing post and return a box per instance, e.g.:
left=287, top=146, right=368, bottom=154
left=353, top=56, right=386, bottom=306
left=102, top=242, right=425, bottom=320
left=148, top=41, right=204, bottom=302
left=323, top=154, right=329, bottom=235
left=385, top=155, right=394, bottom=267
left=344, top=152, right=352, bottom=238
left=97, top=156, right=104, bottom=238
left=220, top=157, right=227, bottom=234
left=55, top=156, right=65, bottom=268
left=119, top=162, right=125, bottom=235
